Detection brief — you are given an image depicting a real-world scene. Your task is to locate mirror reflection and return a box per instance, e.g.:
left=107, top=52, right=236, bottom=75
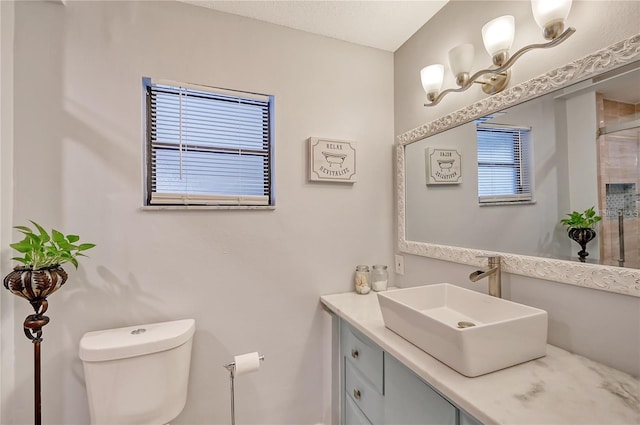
left=405, top=62, right=639, bottom=268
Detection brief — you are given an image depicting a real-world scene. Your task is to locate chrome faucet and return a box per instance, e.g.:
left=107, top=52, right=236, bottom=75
left=469, top=255, right=502, bottom=298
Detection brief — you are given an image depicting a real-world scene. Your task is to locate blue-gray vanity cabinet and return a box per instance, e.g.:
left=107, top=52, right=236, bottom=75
left=384, top=354, right=456, bottom=425
left=341, top=322, right=384, bottom=392
left=340, top=320, right=478, bottom=425
left=345, top=394, right=372, bottom=425
left=341, top=322, right=384, bottom=424
left=345, top=360, right=384, bottom=423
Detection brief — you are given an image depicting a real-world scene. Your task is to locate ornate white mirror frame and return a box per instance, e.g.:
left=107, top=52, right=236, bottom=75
left=397, top=34, right=640, bottom=298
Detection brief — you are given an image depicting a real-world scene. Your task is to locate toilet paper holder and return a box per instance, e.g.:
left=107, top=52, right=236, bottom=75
left=224, top=353, right=265, bottom=376
left=223, top=353, right=265, bottom=425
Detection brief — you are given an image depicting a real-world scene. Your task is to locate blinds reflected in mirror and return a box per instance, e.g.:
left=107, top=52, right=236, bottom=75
left=476, top=122, right=532, bottom=204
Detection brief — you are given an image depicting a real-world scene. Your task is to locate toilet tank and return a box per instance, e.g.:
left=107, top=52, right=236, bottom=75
left=79, top=319, right=196, bottom=425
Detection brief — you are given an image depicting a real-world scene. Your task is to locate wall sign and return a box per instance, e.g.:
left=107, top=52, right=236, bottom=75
left=426, top=147, right=462, bottom=185
left=308, top=137, right=357, bottom=183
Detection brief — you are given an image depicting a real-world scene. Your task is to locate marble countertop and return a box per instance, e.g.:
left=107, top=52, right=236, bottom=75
left=320, top=290, right=640, bottom=425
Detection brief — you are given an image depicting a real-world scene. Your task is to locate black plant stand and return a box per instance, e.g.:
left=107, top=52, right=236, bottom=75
left=568, top=227, right=596, bottom=262
left=23, top=299, right=50, bottom=425
left=4, top=266, right=68, bottom=425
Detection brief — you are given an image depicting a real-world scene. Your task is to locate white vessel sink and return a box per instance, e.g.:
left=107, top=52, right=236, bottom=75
left=377, top=284, right=548, bottom=377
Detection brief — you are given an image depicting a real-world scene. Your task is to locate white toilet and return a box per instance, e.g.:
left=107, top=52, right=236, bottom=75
left=79, top=318, right=196, bottom=425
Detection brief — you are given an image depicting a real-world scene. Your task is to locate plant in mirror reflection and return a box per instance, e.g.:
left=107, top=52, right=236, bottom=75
left=560, top=207, right=602, bottom=230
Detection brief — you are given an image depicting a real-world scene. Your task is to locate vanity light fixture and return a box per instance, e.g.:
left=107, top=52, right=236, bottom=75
left=421, top=0, right=575, bottom=106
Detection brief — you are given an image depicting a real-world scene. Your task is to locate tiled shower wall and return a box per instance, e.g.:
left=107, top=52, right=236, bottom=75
left=596, top=95, right=640, bottom=268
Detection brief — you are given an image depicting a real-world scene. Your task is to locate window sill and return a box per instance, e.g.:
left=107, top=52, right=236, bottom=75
left=479, top=200, right=536, bottom=207
left=141, top=205, right=276, bottom=211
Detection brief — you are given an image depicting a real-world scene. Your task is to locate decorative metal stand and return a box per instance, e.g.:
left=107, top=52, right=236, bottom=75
left=4, top=266, right=68, bottom=425
left=568, top=228, right=596, bottom=262
left=23, top=300, right=49, bottom=425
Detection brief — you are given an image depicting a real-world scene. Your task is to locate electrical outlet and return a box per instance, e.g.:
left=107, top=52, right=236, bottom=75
left=395, top=254, right=404, bottom=275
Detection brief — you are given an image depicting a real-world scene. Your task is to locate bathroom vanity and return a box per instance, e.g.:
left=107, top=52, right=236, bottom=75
left=321, top=290, right=640, bottom=425
left=341, top=317, right=474, bottom=425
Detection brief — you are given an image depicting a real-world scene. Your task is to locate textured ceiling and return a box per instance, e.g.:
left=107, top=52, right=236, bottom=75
left=179, top=1, right=449, bottom=52
left=177, top=1, right=640, bottom=105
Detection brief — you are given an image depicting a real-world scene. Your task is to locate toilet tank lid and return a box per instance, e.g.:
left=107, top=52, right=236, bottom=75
left=79, top=319, right=195, bottom=362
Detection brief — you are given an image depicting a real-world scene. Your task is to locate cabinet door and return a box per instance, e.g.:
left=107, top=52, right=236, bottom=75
left=345, top=360, right=384, bottom=423
left=383, top=354, right=456, bottom=425
left=345, top=394, right=372, bottom=425
left=341, top=322, right=384, bottom=393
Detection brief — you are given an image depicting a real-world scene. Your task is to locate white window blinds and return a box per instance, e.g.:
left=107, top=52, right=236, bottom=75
left=145, top=79, right=273, bottom=206
left=476, top=123, right=532, bottom=204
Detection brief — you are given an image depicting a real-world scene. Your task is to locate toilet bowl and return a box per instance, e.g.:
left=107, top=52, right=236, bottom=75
left=79, top=319, right=195, bottom=425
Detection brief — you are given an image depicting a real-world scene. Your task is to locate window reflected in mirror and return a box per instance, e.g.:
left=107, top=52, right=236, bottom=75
left=476, top=118, right=533, bottom=205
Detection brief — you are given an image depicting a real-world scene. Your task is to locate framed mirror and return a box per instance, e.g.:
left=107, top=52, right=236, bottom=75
left=397, top=34, right=640, bottom=297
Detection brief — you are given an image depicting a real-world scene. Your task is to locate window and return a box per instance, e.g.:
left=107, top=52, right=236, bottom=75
left=144, top=78, right=274, bottom=207
left=476, top=121, right=532, bottom=204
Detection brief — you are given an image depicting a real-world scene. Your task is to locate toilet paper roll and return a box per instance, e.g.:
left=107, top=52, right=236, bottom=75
left=234, top=352, right=261, bottom=376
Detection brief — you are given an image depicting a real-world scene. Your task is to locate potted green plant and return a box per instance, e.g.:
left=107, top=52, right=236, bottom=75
left=560, top=207, right=602, bottom=262
left=3, top=220, right=96, bottom=304
left=2, top=221, right=95, bottom=425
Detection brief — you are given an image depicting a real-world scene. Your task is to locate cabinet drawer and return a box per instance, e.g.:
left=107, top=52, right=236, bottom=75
left=341, top=322, right=384, bottom=393
left=345, top=361, right=383, bottom=424
left=384, top=354, right=456, bottom=425
left=344, top=394, right=372, bottom=425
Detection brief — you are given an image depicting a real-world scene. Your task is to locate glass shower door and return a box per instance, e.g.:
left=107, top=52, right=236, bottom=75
left=598, top=117, right=639, bottom=268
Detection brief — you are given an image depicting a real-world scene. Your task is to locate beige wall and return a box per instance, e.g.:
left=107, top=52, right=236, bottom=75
left=5, top=1, right=394, bottom=424
left=0, top=1, right=15, bottom=424
left=394, top=1, right=640, bottom=377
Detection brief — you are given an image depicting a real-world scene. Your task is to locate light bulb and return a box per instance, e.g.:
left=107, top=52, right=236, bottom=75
left=532, top=0, right=572, bottom=39
left=482, top=15, right=515, bottom=65
left=421, top=64, right=445, bottom=100
left=448, top=44, right=475, bottom=86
